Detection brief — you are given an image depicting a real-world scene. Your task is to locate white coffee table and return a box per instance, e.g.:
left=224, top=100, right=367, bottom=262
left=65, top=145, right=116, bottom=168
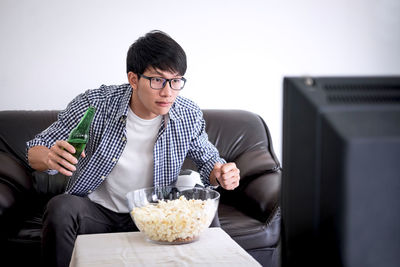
left=69, top=227, right=261, bottom=266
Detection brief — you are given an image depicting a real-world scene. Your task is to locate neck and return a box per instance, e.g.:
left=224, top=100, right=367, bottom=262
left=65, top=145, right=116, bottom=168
left=130, top=93, right=156, bottom=120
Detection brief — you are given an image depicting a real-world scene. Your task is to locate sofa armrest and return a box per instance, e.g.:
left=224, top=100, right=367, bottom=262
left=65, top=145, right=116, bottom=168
left=219, top=170, right=281, bottom=223
left=0, top=152, right=33, bottom=194
left=0, top=152, right=33, bottom=217
left=235, top=149, right=280, bottom=178
left=0, top=182, right=18, bottom=217
left=242, top=171, right=281, bottom=222
left=0, top=152, right=34, bottom=238
left=222, top=147, right=281, bottom=222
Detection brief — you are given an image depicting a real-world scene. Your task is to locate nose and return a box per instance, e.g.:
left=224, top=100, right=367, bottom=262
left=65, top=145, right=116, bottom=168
left=159, top=81, right=173, bottom=97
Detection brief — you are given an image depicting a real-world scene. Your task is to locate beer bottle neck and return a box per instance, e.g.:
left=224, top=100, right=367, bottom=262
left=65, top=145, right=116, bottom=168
left=69, top=107, right=95, bottom=140
left=75, top=108, right=95, bottom=133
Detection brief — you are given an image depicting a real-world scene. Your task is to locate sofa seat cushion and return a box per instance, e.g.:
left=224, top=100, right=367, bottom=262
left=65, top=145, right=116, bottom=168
left=8, top=211, right=43, bottom=244
left=219, top=203, right=280, bottom=250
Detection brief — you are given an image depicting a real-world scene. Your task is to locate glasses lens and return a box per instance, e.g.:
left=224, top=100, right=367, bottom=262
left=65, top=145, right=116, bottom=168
left=150, top=77, right=165, bottom=89
left=170, top=78, right=185, bottom=90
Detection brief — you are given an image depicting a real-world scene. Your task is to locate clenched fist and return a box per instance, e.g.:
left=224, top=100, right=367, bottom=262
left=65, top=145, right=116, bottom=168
left=210, top=162, right=240, bottom=190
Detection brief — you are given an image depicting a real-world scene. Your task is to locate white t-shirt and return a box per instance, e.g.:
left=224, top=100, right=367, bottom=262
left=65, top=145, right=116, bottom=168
left=89, top=108, right=161, bottom=213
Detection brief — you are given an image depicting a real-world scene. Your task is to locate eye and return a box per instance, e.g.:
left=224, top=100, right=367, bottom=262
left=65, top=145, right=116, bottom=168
left=173, top=78, right=185, bottom=85
left=151, top=77, right=164, bottom=83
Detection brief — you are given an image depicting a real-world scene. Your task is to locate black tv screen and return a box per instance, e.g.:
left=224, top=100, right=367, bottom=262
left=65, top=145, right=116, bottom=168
left=281, top=76, right=400, bottom=267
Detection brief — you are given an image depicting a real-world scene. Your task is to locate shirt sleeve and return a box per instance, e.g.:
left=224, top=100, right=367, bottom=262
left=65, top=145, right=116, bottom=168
left=26, top=92, right=91, bottom=155
left=186, top=110, right=226, bottom=187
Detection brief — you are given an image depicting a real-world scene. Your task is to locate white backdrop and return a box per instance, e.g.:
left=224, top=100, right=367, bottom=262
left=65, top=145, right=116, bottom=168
left=1, top=0, right=400, bottom=161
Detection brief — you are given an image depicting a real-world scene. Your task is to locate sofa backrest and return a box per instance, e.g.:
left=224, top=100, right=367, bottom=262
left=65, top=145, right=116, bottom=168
left=1, top=109, right=280, bottom=170
left=183, top=109, right=280, bottom=181
left=0, top=110, right=59, bottom=169
left=0, top=110, right=67, bottom=198
left=0, top=109, right=280, bottom=192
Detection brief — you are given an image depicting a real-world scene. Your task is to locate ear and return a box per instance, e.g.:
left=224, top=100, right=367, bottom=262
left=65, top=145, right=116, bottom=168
left=128, top=72, right=138, bottom=89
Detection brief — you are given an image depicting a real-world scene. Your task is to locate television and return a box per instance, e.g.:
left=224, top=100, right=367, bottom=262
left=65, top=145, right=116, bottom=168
left=281, top=76, right=400, bottom=267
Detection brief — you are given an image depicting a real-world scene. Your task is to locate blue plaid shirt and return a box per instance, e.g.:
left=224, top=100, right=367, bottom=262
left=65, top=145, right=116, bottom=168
left=27, top=84, right=225, bottom=196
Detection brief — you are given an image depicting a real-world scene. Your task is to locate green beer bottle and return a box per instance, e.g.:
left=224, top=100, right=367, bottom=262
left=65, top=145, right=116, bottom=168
left=67, top=106, right=96, bottom=159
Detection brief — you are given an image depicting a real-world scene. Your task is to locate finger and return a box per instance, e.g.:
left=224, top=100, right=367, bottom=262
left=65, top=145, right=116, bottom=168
left=221, top=162, right=237, bottom=174
left=226, top=167, right=240, bottom=176
left=230, top=175, right=240, bottom=189
left=81, top=150, right=86, bottom=158
left=48, top=152, right=77, bottom=173
left=220, top=167, right=240, bottom=181
left=220, top=169, right=240, bottom=190
left=60, top=168, right=73, bottom=177
left=55, top=162, right=74, bottom=177
left=56, top=140, right=76, bottom=154
left=52, top=141, right=78, bottom=165
left=47, top=157, right=74, bottom=176
left=225, top=177, right=240, bottom=190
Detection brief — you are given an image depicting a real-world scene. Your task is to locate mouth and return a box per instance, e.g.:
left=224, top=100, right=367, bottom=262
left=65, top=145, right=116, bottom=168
left=155, top=101, right=171, bottom=107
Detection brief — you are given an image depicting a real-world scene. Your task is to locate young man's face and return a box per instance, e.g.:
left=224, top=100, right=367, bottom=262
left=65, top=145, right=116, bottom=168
left=128, top=68, right=183, bottom=120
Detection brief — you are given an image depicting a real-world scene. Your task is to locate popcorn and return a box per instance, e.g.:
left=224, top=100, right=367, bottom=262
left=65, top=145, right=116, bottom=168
left=131, top=196, right=216, bottom=242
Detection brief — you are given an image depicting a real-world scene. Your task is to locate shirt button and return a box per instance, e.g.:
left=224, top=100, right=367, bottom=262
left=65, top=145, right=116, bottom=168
left=112, top=158, right=117, bottom=162
left=101, top=176, right=106, bottom=180
left=88, top=190, right=92, bottom=194
left=122, top=137, right=126, bottom=142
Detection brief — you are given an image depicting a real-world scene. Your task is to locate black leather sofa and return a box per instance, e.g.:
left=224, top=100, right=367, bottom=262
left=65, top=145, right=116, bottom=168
left=0, top=109, right=281, bottom=266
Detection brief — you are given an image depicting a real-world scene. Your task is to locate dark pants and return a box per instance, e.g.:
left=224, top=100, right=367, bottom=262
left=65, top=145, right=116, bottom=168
left=42, top=194, right=220, bottom=267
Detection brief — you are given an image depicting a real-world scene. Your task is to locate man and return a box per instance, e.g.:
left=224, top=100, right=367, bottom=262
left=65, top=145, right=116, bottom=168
left=27, top=30, right=240, bottom=267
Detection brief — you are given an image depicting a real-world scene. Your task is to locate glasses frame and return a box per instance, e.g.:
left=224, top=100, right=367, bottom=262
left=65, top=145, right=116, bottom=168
left=139, top=74, right=186, bottom=91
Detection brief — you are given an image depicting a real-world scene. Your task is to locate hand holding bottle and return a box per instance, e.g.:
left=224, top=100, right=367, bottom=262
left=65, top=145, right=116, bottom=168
left=47, top=140, right=86, bottom=176
left=46, top=106, right=94, bottom=176
left=28, top=107, right=95, bottom=176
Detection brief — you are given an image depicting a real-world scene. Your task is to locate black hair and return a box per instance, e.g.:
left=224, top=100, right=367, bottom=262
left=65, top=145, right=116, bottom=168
left=126, top=30, right=187, bottom=76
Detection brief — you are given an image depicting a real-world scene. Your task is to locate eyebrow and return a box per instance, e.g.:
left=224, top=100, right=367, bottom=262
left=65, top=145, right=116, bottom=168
left=149, top=69, right=181, bottom=78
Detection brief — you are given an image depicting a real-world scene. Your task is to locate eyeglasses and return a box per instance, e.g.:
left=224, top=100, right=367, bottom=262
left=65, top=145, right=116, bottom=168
left=139, top=74, right=186, bottom=91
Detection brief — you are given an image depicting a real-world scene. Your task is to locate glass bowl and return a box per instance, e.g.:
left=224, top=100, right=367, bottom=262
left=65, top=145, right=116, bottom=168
left=126, top=186, right=220, bottom=244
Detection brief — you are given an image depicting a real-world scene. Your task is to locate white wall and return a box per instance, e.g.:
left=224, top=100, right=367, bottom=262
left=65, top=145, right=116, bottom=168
left=1, top=0, right=400, bottom=161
